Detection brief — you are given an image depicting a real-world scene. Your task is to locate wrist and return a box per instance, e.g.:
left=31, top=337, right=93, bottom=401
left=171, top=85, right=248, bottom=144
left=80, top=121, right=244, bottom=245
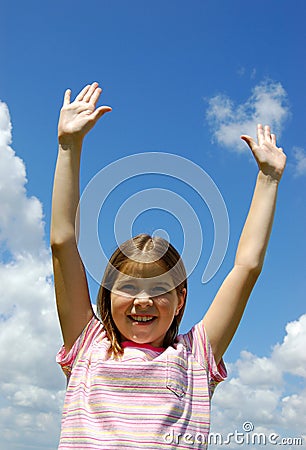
left=257, top=170, right=281, bottom=186
left=58, top=135, right=83, bottom=152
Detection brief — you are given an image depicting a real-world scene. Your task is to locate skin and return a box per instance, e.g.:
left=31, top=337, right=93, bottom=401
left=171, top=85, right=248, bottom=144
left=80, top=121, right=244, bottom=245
left=110, top=262, right=186, bottom=347
left=51, top=82, right=286, bottom=364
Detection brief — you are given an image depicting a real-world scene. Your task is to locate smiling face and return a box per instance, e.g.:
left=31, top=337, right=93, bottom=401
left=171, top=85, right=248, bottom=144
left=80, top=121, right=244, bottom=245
left=97, top=234, right=188, bottom=355
left=110, top=261, right=186, bottom=347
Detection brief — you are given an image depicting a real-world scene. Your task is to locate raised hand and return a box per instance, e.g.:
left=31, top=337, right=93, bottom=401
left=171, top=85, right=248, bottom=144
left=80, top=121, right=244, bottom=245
left=58, top=82, right=112, bottom=145
left=241, top=124, right=286, bottom=181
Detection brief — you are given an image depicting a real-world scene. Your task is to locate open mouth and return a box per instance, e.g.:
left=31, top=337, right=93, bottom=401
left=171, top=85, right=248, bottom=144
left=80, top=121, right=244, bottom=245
left=128, top=315, right=157, bottom=323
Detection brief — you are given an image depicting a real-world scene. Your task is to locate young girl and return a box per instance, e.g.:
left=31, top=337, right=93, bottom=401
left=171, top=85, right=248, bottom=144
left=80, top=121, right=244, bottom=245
left=51, top=82, right=286, bottom=449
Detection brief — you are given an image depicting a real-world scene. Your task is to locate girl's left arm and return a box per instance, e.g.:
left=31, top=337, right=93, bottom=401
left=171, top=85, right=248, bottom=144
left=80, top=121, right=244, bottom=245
left=203, top=124, right=286, bottom=365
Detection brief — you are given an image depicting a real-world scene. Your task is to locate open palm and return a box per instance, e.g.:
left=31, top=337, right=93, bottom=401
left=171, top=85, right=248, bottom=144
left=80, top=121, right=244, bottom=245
left=58, top=82, right=112, bottom=143
left=241, top=124, right=286, bottom=181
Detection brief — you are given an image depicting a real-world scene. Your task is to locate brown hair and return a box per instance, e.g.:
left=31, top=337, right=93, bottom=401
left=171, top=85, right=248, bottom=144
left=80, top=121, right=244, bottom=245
left=96, top=234, right=187, bottom=356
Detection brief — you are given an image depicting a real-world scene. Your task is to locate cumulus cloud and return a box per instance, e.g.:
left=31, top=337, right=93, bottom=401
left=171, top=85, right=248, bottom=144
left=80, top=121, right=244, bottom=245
left=206, top=80, right=290, bottom=152
left=211, top=314, right=306, bottom=449
left=0, top=104, right=46, bottom=260
left=273, top=314, right=306, bottom=378
left=0, top=100, right=64, bottom=450
left=292, top=147, right=306, bottom=177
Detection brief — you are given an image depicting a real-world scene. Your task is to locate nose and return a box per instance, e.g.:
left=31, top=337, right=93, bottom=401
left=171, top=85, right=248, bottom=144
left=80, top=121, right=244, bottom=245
left=133, top=292, right=153, bottom=308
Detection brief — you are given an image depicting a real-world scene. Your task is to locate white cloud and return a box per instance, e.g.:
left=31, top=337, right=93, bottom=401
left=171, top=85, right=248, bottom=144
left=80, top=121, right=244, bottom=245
left=0, top=104, right=46, bottom=259
left=272, top=314, right=306, bottom=378
left=206, top=80, right=290, bottom=152
left=211, top=314, right=306, bottom=449
left=0, top=100, right=64, bottom=450
left=292, top=147, right=306, bottom=177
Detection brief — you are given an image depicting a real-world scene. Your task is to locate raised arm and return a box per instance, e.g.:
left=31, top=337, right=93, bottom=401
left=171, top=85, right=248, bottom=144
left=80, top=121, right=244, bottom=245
left=51, top=82, right=112, bottom=351
left=203, top=124, right=286, bottom=365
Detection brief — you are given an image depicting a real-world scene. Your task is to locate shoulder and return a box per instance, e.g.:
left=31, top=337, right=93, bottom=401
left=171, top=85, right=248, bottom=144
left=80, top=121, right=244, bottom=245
left=57, top=315, right=108, bottom=375
left=178, top=320, right=227, bottom=383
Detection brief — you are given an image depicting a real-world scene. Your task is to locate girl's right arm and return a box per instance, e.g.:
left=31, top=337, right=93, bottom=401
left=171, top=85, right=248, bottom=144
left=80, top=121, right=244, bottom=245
left=50, top=82, right=112, bottom=352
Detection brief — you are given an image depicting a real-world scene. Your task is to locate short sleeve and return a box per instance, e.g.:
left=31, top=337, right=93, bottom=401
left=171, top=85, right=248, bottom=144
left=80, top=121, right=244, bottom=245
left=179, top=320, right=227, bottom=395
left=56, top=316, right=104, bottom=379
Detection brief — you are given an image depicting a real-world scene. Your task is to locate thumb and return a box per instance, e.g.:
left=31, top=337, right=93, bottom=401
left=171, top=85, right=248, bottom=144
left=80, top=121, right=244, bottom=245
left=240, top=134, right=256, bottom=151
left=93, top=105, right=112, bottom=121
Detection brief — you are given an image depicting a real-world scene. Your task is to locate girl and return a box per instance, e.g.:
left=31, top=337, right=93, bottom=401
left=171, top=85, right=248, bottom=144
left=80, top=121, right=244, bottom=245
left=51, top=82, right=286, bottom=449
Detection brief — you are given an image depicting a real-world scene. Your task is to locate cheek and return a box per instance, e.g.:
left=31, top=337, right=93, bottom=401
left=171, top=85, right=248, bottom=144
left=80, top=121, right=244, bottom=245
left=155, top=297, right=178, bottom=317
left=110, top=295, right=129, bottom=317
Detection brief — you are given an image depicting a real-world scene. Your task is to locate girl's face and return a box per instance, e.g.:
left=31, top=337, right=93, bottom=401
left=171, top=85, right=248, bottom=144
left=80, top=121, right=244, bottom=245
left=110, top=262, right=186, bottom=348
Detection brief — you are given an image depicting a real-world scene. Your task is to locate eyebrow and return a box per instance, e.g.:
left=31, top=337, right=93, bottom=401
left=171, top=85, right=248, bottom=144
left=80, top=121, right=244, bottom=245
left=115, top=278, right=173, bottom=288
left=155, top=282, right=172, bottom=288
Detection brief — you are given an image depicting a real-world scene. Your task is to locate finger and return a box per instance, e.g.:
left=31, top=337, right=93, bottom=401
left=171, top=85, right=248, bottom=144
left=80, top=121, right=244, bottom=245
left=271, top=133, right=277, bottom=146
left=257, top=123, right=264, bottom=145
left=83, top=82, right=99, bottom=102
left=240, top=134, right=256, bottom=151
left=91, top=105, right=112, bottom=122
left=63, top=89, right=71, bottom=106
left=75, top=84, right=91, bottom=102
left=264, top=125, right=271, bottom=142
left=90, top=86, right=102, bottom=108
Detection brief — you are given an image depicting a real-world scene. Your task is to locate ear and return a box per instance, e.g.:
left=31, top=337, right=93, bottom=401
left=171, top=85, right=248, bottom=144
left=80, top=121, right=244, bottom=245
left=175, top=288, right=186, bottom=315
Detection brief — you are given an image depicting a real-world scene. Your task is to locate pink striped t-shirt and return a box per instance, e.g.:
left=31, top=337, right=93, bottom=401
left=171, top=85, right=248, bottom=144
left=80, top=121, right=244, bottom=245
left=56, top=316, right=226, bottom=449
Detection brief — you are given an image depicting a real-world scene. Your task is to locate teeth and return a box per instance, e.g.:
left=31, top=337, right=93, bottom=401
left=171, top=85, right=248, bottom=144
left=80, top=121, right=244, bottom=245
left=131, top=315, right=154, bottom=322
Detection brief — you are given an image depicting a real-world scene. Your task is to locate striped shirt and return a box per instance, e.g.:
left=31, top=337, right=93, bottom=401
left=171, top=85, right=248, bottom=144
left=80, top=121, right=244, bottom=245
left=56, top=316, right=226, bottom=449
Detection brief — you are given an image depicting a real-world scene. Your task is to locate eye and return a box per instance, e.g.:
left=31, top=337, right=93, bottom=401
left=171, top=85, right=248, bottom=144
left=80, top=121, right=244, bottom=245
left=150, top=286, right=169, bottom=296
left=118, top=284, right=138, bottom=295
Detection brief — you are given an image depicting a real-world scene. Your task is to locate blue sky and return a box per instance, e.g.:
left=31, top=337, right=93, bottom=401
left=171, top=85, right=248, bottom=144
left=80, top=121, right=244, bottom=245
left=1, top=1, right=305, bottom=448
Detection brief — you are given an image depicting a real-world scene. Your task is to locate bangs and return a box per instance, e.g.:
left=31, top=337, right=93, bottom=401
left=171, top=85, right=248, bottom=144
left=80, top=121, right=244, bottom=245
left=100, top=233, right=187, bottom=291
left=119, top=260, right=169, bottom=279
